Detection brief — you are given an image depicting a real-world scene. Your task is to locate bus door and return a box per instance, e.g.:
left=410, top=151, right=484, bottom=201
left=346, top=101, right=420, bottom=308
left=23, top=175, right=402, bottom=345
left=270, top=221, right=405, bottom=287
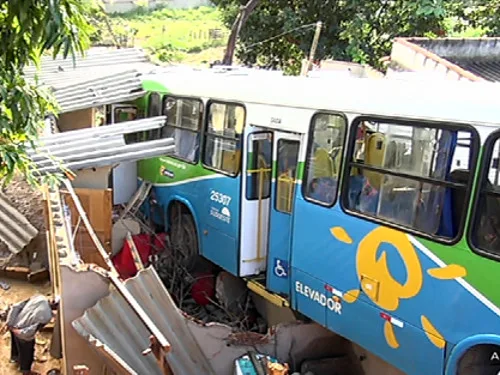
left=266, top=132, right=301, bottom=298
left=239, top=128, right=273, bottom=277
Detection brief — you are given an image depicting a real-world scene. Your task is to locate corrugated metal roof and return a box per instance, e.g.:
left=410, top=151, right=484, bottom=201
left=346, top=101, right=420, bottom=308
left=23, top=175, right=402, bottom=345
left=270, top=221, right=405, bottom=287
left=52, top=69, right=145, bottom=113
left=73, top=267, right=214, bottom=375
left=24, top=48, right=150, bottom=77
left=30, top=116, right=174, bottom=175
left=0, top=192, right=38, bottom=254
left=24, top=48, right=160, bottom=113
left=448, top=59, right=500, bottom=82
left=391, top=37, right=500, bottom=82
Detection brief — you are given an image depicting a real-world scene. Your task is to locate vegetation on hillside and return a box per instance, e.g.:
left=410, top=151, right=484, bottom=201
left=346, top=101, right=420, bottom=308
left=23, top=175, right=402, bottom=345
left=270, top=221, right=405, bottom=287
left=91, top=6, right=228, bottom=64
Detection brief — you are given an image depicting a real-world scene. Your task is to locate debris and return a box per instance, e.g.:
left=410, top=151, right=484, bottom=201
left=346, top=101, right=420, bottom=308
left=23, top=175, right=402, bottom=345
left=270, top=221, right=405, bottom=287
left=153, top=247, right=266, bottom=333
left=300, top=356, right=357, bottom=375
left=191, top=271, right=215, bottom=306
left=268, top=362, right=290, bottom=375
left=36, top=355, right=48, bottom=363
left=0, top=266, right=30, bottom=280
left=215, top=271, right=248, bottom=314
left=113, top=232, right=166, bottom=279
left=112, top=218, right=141, bottom=256
left=72, top=365, right=89, bottom=375
left=126, top=231, right=145, bottom=272
left=28, top=268, right=50, bottom=283
left=234, top=352, right=288, bottom=375
left=0, top=280, right=10, bottom=290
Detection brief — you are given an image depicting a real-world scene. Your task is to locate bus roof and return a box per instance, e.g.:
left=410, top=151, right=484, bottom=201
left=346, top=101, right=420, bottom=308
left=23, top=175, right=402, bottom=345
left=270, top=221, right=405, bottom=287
left=141, top=67, right=500, bottom=132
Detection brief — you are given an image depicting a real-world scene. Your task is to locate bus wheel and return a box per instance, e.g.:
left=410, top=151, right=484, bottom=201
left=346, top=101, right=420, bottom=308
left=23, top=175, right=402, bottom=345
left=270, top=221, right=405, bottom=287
left=170, top=208, right=198, bottom=270
left=457, top=343, right=500, bottom=375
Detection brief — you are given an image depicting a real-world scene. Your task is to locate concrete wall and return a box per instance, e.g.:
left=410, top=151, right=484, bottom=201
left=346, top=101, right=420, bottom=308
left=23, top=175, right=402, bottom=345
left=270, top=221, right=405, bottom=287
left=103, top=0, right=212, bottom=13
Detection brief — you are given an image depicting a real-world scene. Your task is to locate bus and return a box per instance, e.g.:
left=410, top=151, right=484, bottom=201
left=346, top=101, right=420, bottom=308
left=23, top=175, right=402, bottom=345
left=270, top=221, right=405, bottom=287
left=133, top=67, right=500, bottom=375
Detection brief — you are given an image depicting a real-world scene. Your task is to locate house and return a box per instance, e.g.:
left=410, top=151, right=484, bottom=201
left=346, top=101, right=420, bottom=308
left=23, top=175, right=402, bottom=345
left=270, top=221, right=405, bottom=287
left=386, top=37, right=500, bottom=82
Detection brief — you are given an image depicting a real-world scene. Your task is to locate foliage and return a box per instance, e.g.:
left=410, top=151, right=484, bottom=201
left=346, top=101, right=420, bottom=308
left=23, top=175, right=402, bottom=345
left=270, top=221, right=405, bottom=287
left=90, top=6, right=227, bottom=63
left=0, top=0, right=95, bottom=185
left=212, top=0, right=498, bottom=73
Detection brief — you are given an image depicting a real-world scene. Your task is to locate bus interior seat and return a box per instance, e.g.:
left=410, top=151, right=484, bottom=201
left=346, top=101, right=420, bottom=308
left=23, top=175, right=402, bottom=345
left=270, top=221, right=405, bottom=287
left=363, top=132, right=386, bottom=190
left=313, top=148, right=334, bottom=179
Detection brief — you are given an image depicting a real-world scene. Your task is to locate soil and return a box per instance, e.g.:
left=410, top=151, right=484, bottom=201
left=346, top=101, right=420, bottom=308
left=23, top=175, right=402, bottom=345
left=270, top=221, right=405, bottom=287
left=0, top=278, right=60, bottom=375
left=0, top=176, right=48, bottom=269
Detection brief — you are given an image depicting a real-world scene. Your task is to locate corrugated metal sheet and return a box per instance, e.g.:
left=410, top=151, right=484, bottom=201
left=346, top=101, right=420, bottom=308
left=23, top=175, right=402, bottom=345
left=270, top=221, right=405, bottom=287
left=450, top=59, right=500, bottom=82
left=24, top=48, right=150, bottom=77
left=390, top=38, right=500, bottom=82
left=30, top=116, right=174, bottom=175
left=24, top=48, right=160, bottom=113
left=0, top=192, right=38, bottom=254
left=72, top=267, right=214, bottom=375
left=52, top=69, right=145, bottom=113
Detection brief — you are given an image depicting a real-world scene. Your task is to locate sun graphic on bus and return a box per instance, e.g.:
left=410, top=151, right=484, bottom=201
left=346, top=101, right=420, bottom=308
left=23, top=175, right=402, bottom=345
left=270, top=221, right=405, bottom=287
left=330, top=226, right=467, bottom=350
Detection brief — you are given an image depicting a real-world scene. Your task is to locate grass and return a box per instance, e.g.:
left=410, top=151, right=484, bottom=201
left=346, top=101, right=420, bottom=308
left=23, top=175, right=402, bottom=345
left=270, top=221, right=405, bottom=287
left=100, top=6, right=228, bottom=65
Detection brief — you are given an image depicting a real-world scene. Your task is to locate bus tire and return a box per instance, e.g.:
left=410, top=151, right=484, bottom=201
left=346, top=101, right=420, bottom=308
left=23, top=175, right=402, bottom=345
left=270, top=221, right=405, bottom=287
left=170, top=206, right=198, bottom=270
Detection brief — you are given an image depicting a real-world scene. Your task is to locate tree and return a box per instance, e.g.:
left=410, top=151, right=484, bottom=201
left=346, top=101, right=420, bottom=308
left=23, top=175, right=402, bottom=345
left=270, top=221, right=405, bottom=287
left=222, top=0, right=261, bottom=65
left=213, top=0, right=486, bottom=74
left=0, top=0, right=95, bottom=185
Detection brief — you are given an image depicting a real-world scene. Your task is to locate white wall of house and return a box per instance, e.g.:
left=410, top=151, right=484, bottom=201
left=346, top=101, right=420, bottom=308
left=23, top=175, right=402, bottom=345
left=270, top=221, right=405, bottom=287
left=103, top=0, right=212, bottom=13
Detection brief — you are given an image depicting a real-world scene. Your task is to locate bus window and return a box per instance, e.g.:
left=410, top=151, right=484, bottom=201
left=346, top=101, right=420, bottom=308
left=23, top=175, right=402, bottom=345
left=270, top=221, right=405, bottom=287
left=343, top=118, right=475, bottom=240
left=162, top=96, right=203, bottom=163
left=304, top=113, right=347, bottom=206
left=202, top=102, right=245, bottom=176
left=471, top=136, right=500, bottom=256
left=276, top=139, right=300, bottom=213
left=246, top=132, right=272, bottom=200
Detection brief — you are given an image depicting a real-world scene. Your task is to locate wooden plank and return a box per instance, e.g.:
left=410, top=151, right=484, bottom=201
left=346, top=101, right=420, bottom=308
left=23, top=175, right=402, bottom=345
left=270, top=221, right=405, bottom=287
left=126, top=232, right=144, bottom=272
left=28, top=268, right=50, bottom=283
left=0, top=267, right=30, bottom=280
left=60, top=188, right=113, bottom=269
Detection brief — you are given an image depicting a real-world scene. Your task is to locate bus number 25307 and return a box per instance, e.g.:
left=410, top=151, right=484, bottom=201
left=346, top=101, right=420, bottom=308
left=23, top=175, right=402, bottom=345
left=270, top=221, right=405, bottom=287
left=210, top=190, right=232, bottom=206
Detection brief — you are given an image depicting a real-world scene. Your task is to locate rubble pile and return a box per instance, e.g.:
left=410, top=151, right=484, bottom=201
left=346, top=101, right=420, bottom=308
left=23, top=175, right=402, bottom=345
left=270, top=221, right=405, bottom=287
left=153, top=245, right=267, bottom=333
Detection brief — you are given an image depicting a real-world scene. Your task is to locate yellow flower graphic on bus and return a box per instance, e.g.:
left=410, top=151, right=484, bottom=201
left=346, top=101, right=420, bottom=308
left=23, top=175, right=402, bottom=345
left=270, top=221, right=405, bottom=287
left=331, top=226, right=466, bottom=349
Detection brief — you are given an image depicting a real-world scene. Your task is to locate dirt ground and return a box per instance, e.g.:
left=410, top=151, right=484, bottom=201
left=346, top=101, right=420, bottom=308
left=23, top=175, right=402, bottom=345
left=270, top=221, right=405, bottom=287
left=0, top=278, right=60, bottom=375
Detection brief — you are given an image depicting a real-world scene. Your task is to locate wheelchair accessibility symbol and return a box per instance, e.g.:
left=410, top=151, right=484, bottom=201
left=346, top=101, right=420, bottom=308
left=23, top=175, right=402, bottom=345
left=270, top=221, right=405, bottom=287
left=274, top=258, right=288, bottom=278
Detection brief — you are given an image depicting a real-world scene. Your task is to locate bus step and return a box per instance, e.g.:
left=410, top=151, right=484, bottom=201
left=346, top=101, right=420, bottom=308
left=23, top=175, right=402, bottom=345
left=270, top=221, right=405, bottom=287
left=246, top=279, right=290, bottom=308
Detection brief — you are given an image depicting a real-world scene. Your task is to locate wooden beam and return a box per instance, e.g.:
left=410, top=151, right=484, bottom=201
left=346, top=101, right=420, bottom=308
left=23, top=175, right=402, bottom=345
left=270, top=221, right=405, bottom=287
left=126, top=232, right=144, bottom=273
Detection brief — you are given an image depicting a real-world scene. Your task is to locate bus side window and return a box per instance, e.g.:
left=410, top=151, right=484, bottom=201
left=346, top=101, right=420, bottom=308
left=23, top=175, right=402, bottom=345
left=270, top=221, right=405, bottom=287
left=202, top=102, right=245, bottom=176
left=343, top=118, right=475, bottom=240
left=276, top=139, right=300, bottom=213
left=303, top=113, right=347, bottom=206
left=471, top=136, right=500, bottom=256
left=162, top=96, right=203, bottom=164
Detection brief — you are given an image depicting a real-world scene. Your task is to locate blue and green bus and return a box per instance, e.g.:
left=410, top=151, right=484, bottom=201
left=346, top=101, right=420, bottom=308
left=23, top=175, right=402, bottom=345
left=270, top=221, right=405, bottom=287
left=134, top=68, right=500, bottom=375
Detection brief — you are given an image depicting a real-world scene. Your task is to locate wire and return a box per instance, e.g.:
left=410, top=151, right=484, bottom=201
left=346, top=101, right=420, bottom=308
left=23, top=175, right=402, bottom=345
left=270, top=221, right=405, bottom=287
left=243, top=23, right=318, bottom=51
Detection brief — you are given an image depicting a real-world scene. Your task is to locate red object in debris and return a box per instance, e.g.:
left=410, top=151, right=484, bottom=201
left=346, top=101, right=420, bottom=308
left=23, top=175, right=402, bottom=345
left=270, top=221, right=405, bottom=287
left=191, top=272, right=215, bottom=306
left=112, top=233, right=166, bottom=279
